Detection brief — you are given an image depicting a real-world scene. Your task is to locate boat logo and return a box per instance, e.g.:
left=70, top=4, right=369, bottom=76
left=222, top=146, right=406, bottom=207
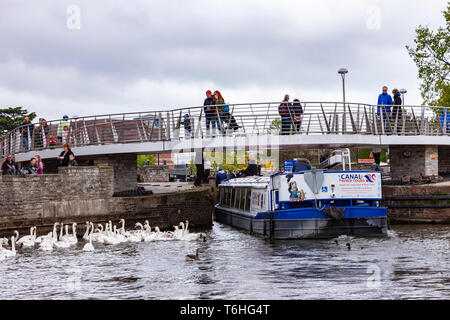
left=339, top=173, right=376, bottom=184
left=364, top=174, right=376, bottom=183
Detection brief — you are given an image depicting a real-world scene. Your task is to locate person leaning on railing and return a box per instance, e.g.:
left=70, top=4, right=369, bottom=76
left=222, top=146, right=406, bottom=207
left=292, top=99, right=303, bottom=133
left=57, top=143, right=75, bottom=167
left=213, top=90, right=226, bottom=134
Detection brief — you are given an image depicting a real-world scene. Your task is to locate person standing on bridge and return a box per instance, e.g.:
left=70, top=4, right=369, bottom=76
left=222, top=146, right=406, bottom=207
left=377, top=86, right=393, bottom=134
left=204, top=90, right=218, bottom=137
left=392, top=89, right=403, bottom=133
left=182, top=113, right=192, bottom=139
left=292, top=99, right=303, bottom=133
left=213, top=90, right=226, bottom=135
left=440, top=108, right=450, bottom=133
left=20, top=116, right=34, bottom=152
left=57, top=115, right=71, bottom=144
left=279, top=95, right=292, bottom=135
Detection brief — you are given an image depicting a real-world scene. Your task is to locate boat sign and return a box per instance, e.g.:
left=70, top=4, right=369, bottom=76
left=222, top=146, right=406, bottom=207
left=275, top=171, right=382, bottom=202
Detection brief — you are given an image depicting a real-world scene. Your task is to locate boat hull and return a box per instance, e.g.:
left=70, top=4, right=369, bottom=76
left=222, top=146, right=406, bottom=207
left=214, top=206, right=388, bottom=239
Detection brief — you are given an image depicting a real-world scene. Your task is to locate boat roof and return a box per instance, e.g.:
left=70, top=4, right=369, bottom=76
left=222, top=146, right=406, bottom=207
left=220, top=176, right=270, bottom=188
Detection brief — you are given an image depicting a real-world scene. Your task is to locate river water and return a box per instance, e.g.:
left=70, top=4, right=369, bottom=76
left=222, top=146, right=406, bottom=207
left=0, top=222, right=448, bottom=300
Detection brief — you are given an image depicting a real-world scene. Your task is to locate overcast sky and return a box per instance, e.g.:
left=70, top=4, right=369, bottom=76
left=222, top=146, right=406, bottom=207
left=0, top=0, right=447, bottom=121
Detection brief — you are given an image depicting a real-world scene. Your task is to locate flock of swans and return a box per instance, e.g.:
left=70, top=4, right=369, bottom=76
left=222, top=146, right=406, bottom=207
left=0, top=219, right=206, bottom=261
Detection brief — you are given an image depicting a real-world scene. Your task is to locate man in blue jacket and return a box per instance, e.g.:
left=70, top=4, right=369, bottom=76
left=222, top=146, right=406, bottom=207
left=377, top=86, right=393, bottom=134
left=215, top=167, right=228, bottom=187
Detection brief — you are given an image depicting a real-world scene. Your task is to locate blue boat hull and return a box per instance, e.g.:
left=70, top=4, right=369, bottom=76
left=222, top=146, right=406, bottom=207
left=214, top=206, right=388, bottom=239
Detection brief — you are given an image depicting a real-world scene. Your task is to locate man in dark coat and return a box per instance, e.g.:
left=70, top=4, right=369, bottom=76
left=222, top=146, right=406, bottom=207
left=1, top=154, right=17, bottom=175
left=278, top=94, right=292, bottom=135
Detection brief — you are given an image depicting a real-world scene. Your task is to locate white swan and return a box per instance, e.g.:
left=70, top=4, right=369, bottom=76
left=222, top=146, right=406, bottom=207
left=83, top=223, right=95, bottom=252
left=17, top=227, right=36, bottom=248
left=82, top=221, right=90, bottom=241
left=178, top=221, right=201, bottom=241
left=1, top=235, right=17, bottom=257
left=54, top=223, right=71, bottom=249
left=35, top=223, right=57, bottom=244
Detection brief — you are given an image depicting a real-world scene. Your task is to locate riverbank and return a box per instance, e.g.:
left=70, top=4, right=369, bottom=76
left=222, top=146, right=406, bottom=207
left=383, top=182, right=450, bottom=224
left=0, top=167, right=214, bottom=237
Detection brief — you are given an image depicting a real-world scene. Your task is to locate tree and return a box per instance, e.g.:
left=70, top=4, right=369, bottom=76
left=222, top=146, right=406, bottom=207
left=406, top=3, right=450, bottom=107
left=137, top=154, right=156, bottom=166
left=0, top=107, right=37, bottom=134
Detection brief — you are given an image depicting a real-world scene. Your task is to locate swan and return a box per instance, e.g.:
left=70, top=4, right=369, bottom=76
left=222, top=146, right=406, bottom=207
left=82, top=223, right=95, bottom=252
left=178, top=221, right=200, bottom=241
left=68, top=223, right=78, bottom=245
left=1, top=236, right=17, bottom=257
left=17, top=227, right=35, bottom=244
left=35, top=223, right=57, bottom=244
left=82, top=221, right=90, bottom=241
left=186, top=248, right=203, bottom=261
left=1, top=237, right=8, bottom=246
left=39, top=224, right=57, bottom=251
left=17, top=227, right=36, bottom=248
left=54, top=224, right=71, bottom=249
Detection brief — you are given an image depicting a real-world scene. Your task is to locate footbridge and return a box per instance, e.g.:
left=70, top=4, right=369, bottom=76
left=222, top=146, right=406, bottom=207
left=1, top=101, right=449, bottom=191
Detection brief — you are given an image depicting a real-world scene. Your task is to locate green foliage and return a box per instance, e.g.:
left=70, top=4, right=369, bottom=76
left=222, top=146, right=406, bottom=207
left=0, top=107, right=37, bottom=134
left=358, top=148, right=387, bottom=163
left=267, top=118, right=282, bottom=134
left=406, top=3, right=450, bottom=106
left=137, top=154, right=156, bottom=166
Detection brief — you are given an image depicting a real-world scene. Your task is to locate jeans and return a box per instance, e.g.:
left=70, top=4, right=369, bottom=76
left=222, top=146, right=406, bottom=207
left=23, top=137, right=29, bottom=152
left=281, top=117, right=291, bottom=135
left=185, top=129, right=192, bottom=139
left=206, top=117, right=221, bottom=137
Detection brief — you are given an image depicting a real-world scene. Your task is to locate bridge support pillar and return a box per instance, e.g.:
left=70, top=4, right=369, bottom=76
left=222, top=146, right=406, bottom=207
left=77, top=153, right=137, bottom=193
left=389, top=145, right=439, bottom=180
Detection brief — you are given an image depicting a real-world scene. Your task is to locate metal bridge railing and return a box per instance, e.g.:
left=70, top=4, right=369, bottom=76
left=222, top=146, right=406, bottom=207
left=0, top=102, right=448, bottom=157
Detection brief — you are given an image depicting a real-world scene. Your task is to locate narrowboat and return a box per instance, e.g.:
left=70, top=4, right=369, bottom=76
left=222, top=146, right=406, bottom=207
left=214, top=167, right=388, bottom=239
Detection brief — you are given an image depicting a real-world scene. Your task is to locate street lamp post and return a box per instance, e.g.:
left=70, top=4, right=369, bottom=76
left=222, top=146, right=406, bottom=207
left=400, top=88, right=407, bottom=106
left=338, top=68, right=348, bottom=132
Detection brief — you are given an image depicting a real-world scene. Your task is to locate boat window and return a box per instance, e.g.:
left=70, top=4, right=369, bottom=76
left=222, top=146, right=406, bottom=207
left=235, top=188, right=241, bottom=209
left=245, top=188, right=251, bottom=211
left=219, top=187, right=224, bottom=205
left=260, top=193, right=264, bottom=209
left=230, top=188, right=235, bottom=208
left=240, top=188, right=246, bottom=210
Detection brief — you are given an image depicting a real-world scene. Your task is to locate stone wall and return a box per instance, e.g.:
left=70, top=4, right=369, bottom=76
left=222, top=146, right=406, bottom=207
left=137, top=165, right=169, bottom=182
left=0, top=166, right=214, bottom=236
left=389, top=145, right=439, bottom=179
left=76, top=153, right=138, bottom=192
left=383, top=184, right=450, bottom=224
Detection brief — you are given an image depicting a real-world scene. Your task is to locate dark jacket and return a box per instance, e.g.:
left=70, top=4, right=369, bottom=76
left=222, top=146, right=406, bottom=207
left=241, top=163, right=258, bottom=177
left=28, top=164, right=39, bottom=174
left=58, top=150, right=75, bottom=167
left=215, top=170, right=228, bottom=187
left=20, top=121, right=34, bottom=138
left=183, top=118, right=191, bottom=131
left=392, top=93, right=402, bottom=120
left=293, top=158, right=311, bottom=172
left=2, top=160, right=17, bottom=175
left=204, top=97, right=215, bottom=118
left=278, top=101, right=292, bottom=117
left=292, top=102, right=303, bottom=120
